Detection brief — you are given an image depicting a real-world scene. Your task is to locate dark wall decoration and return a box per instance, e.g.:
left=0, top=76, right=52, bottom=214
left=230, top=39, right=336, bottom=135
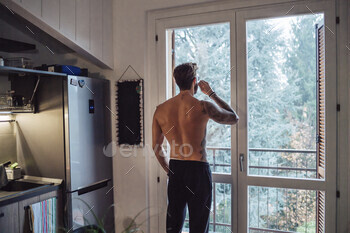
left=116, top=65, right=144, bottom=147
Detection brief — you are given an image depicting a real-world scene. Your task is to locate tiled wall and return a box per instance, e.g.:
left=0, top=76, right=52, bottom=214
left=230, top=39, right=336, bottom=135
left=0, top=116, right=16, bottom=164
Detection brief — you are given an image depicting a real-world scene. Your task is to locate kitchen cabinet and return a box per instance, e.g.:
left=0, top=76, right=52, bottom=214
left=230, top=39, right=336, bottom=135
left=18, top=196, right=40, bottom=233
left=90, top=0, right=103, bottom=60
left=2, top=0, right=114, bottom=69
left=102, top=0, right=114, bottom=68
left=21, top=0, right=41, bottom=18
left=42, top=0, right=59, bottom=30
left=18, top=191, right=60, bottom=233
left=76, top=0, right=90, bottom=51
left=59, top=0, right=76, bottom=40
left=0, top=202, right=19, bottom=233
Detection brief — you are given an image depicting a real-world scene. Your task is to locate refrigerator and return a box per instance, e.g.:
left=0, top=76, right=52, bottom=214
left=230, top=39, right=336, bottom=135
left=63, top=75, right=114, bottom=231
left=14, top=73, right=114, bottom=231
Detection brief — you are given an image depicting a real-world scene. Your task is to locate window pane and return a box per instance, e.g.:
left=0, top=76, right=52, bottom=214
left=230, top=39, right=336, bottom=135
left=246, top=14, right=324, bottom=179
left=173, top=23, right=231, bottom=174
left=248, top=186, right=317, bottom=233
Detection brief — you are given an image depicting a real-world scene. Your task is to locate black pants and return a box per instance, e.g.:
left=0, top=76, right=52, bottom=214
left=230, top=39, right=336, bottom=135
left=166, top=159, right=212, bottom=233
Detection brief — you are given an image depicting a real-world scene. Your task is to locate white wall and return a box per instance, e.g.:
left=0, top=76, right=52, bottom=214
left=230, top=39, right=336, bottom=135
left=112, top=0, right=217, bottom=232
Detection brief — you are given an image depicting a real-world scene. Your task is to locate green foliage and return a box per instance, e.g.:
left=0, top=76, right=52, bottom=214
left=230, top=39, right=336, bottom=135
left=59, top=200, right=148, bottom=233
left=174, top=13, right=323, bottom=233
left=174, top=23, right=231, bottom=149
left=121, top=208, right=149, bottom=233
left=59, top=198, right=114, bottom=233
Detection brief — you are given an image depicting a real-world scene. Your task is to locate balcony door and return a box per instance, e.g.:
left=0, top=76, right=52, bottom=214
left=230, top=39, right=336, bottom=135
left=155, top=1, right=337, bottom=232
left=156, top=11, right=238, bottom=232
left=236, top=2, right=337, bottom=233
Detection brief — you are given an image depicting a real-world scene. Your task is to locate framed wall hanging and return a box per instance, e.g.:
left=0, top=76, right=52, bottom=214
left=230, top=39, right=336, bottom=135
left=116, top=65, right=144, bottom=147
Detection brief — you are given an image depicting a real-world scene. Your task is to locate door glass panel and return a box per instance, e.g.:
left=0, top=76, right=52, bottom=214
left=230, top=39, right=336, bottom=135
left=248, top=186, right=317, bottom=233
left=171, top=23, right=231, bottom=173
left=246, top=14, right=324, bottom=179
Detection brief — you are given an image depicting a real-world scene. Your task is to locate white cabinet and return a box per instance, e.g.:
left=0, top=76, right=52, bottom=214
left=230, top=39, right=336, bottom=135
left=13, top=0, right=59, bottom=30
left=59, top=0, right=76, bottom=40
left=90, top=0, right=103, bottom=60
left=42, top=0, right=59, bottom=30
left=76, top=0, right=91, bottom=51
left=21, top=0, right=41, bottom=18
left=5, top=0, right=114, bottom=69
left=102, top=0, right=114, bottom=68
left=0, top=202, right=19, bottom=233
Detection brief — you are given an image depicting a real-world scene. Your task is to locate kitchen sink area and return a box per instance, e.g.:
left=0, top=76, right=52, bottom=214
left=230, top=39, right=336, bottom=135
left=0, top=179, right=51, bottom=194
left=0, top=176, right=62, bottom=233
left=0, top=176, right=62, bottom=207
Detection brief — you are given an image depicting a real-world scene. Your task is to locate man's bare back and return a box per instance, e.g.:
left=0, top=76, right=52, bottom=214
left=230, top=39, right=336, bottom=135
left=152, top=79, right=239, bottom=173
left=154, top=91, right=209, bottom=162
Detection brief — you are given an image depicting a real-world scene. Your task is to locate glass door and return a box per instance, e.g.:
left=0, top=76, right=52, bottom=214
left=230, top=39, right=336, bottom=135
left=156, top=11, right=238, bottom=233
left=236, top=2, right=337, bottom=233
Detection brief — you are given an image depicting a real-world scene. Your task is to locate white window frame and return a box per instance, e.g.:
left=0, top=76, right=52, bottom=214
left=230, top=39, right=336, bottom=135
left=146, top=0, right=345, bottom=232
left=235, top=2, right=337, bottom=232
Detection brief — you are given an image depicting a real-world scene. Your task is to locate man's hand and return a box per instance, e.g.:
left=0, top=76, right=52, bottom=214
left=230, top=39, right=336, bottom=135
left=199, top=80, right=239, bottom=125
left=198, top=80, right=214, bottom=96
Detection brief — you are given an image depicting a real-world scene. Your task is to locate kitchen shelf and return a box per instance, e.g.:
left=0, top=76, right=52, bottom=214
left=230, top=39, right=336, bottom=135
left=0, top=66, right=67, bottom=114
left=0, top=65, right=67, bottom=77
left=0, top=106, right=34, bottom=114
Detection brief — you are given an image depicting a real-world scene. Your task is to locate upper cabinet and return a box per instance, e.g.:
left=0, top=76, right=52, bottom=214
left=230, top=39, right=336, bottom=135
left=59, top=0, right=76, bottom=40
left=102, top=0, right=113, bottom=68
left=90, top=0, right=103, bottom=60
left=76, top=0, right=90, bottom=51
left=1, top=0, right=114, bottom=69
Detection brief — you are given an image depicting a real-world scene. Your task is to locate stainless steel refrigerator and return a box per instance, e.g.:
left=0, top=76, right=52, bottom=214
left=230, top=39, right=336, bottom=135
left=63, top=75, right=114, bottom=231
left=14, top=74, right=114, bottom=231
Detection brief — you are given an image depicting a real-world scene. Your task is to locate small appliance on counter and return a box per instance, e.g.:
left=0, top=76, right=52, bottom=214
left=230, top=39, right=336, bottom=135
left=5, top=162, right=21, bottom=180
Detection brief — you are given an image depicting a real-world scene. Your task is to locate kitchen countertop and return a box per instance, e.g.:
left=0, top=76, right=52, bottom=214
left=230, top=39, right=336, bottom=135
left=0, top=175, right=63, bottom=207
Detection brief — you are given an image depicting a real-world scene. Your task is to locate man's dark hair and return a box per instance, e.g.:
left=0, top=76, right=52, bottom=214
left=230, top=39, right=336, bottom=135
left=173, top=63, right=198, bottom=90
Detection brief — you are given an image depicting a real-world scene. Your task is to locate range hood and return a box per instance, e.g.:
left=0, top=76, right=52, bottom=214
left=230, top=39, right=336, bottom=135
left=0, top=37, right=36, bottom=53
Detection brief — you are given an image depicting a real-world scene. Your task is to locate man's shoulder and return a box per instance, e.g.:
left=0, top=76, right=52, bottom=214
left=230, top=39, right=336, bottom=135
left=156, top=99, right=171, bottom=110
left=154, top=100, right=172, bottom=117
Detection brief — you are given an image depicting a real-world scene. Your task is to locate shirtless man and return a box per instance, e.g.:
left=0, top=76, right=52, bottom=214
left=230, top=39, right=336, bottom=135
left=152, top=63, right=239, bottom=233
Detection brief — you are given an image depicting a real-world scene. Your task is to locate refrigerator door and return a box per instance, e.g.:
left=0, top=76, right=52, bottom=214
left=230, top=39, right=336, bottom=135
left=66, top=181, right=114, bottom=232
left=66, top=75, right=112, bottom=192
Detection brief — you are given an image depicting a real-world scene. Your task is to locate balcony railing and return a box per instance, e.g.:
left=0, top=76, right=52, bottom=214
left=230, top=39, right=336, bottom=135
left=207, top=146, right=317, bottom=176
left=204, top=147, right=317, bottom=233
left=249, top=227, right=297, bottom=233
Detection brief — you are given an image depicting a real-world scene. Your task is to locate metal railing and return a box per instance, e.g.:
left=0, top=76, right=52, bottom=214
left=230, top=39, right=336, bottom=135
left=249, top=227, right=297, bottom=233
left=204, top=146, right=316, bottom=233
left=207, top=146, right=317, bottom=174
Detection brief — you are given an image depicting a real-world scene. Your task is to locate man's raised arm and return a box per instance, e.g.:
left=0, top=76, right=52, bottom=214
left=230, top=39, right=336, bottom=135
left=199, top=80, right=239, bottom=125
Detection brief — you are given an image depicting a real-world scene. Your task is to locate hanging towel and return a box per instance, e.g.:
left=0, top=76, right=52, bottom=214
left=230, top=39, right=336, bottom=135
left=29, top=198, right=56, bottom=233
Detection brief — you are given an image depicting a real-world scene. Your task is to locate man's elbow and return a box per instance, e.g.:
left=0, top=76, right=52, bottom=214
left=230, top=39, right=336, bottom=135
left=229, top=115, right=239, bottom=125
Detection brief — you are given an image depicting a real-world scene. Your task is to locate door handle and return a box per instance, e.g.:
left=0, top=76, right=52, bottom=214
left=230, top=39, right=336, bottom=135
left=239, top=153, right=244, bottom=172
left=77, top=179, right=110, bottom=196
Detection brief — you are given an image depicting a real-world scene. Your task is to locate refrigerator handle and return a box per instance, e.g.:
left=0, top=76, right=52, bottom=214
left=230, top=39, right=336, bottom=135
left=68, top=179, right=111, bottom=196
